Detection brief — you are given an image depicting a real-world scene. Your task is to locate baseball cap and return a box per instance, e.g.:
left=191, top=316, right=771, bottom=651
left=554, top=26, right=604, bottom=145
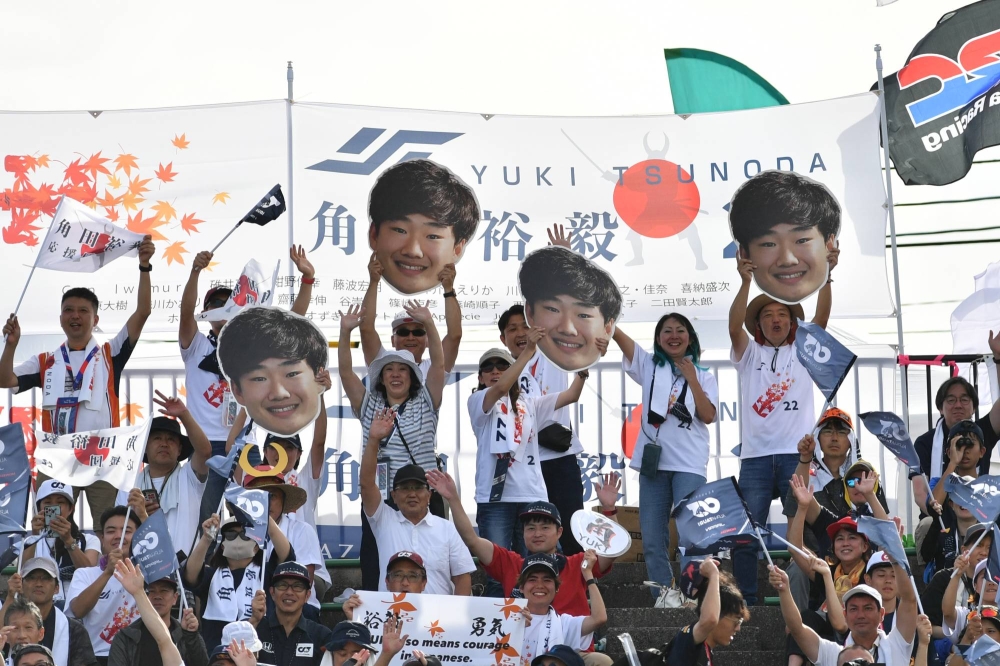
left=326, top=621, right=378, bottom=653
left=865, top=551, right=893, bottom=574
left=221, top=620, right=263, bottom=652
left=20, top=557, right=58, bottom=580
left=825, top=516, right=864, bottom=543
left=392, top=312, right=417, bottom=331
left=392, top=464, right=428, bottom=490
left=263, top=433, right=303, bottom=451
left=272, top=561, right=311, bottom=586
left=208, top=645, right=235, bottom=664
left=965, top=522, right=991, bottom=546
left=34, top=479, right=74, bottom=510
left=145, top=575, right=179, bottom=591
left=949, top=419, right=985, bottom=443
left=531, top=645, right=586, bottom=666
left=817, top=407, right=854, bottom=431
left=520, top=553, right=561, bottom=578
left=479, top=348, right=516, bottom=368
left=519, top=501, right=562, bottom=527
left=203, top=286, right=232, bottom=308
left=841, top=584, right=883, bottom=609
left=387, top=551, right=426, bottom=572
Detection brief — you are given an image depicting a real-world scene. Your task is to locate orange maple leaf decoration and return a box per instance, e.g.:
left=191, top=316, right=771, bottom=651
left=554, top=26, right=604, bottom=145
left=120, top=403, right=144, bottom=425
left=82, top=152, right=111, bottom=180
left=384, top=593, right=417, bottom=615
left=154, top=162, right=178, bottom=184
left=495, top=598, right=522, bottom=620
left=104, top=207, right=120, bottom=223
left=127, top=210, right=169, bottom=242
left=179, top=213, right=204, bottom=235
left=490, top=632, right=518, bottom=665
left=114, top=154, right=139, bottom=177
left=212, top=191, right=230, bottom=205
left=128, top=176, right=152, bottom=196
left=107, top=174, right=122, bottom=189
left=96, top=189, right=122, bottom=208
left=35, top=155, right=50, bottom=169
left=203, top=261, right=220, bottom=272
left=162, top=241, right=188, bottom=266
left=151, top=200, right=177, bottom=222
left=426, top=620, right=444, bottom=638
left=177, top=385, right=187, bottom=397
left=172, top=133, right=190, bottom=150
left=120, top=190, right=144, bottom=212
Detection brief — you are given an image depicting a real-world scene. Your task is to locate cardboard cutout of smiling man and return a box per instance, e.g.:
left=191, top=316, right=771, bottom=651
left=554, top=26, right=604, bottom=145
left=518, top=245, right=623, bottom=372
left=367, top=159, right=481, bottom=295
left=729, top=170, right=841, bottom=305
left=217, top=305, right=328, bottom=436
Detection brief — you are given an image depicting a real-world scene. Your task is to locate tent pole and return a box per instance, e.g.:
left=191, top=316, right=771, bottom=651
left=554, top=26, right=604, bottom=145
left=285, top=61, right=296, bottom=302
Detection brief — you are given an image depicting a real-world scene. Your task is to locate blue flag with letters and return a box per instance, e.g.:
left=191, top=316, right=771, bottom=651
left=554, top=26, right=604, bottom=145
left=944, top=474, right=1000, bottom=523
left=671, top=477, right=758, bottom=556
left=223, top=484, right=269, bottom=546
left=859, top=411, right=922, bottom=478
left=130, top=510, right=178, bottom=584
left=857, top=515, right=911, bottom=575
left=794, top=320, right=857, bottom=402
left=0, top=423, right=30, bottom=535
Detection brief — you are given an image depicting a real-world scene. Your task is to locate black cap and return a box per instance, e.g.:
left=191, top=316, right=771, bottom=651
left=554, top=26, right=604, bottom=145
left=965, top=522, right=992, bottom=546
left=520, top=553, right=561, bottom=578
left=405, top=657, right=443, bottom=666
left=392, top=464, right=428, bottom=490
left=144, top=417, right=193, bottom=462
left=208, top=645, right=233, bottom=664
left=263, top=433, right=303, bottom=451
left=530, top=645, right=585, bottom=666
left=949, top=419, right=985, bottom=444
left=326, top=621, right=377, bottom=653
left=272, top=561, right=312, bottom=585
left=519, top=501, right=562, bottom=527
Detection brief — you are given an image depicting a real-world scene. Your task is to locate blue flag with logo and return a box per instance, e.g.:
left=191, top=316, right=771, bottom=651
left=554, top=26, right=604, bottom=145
left=966, top=634, right=1000, bottom=666
left=0, top=423, right=30, bottom=535
left=130, top=510, right=178, bottom=584
left=671, top=477, right=758, bottom=556
left=793, top=320, right=857, bottom=402
left=223, top=484, right=269, bottom=546
left=944, top=474, right=1000, bottom=523
left=856, top=516, right=911, bottom=575
left=859, top=411, right=922, bottom=478
left=206, top=440, right=245, bottom=479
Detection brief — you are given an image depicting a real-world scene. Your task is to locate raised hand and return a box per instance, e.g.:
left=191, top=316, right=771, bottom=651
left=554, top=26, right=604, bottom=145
left=403, top=300, right=433, bottom=324
left=367, top=252, right=383, bottom=281
left=181, top=607, right=199, bottom=632
left=810, top=556, right=832, bottom=578
left=228, top=639, right=258, bottom=666
left=768, top=564, right=789, bottom=592
left=736, top=250, right=756, bottom=284
left=290, top=245, right=315, bottom=280
left=426, top=469, right=458, bottom=501
left=699, top=558, right=719, bottom=578
left=138, top=235, right=155, bottom=266
left=525, top=327, right=546, bottom=354
left=251, top=589, right=266, bottom=624
left=3, top=314, right=20, bottom=346
left=916, top=614, right=932, bottom=646
left=127, top=488, right=151, bottom=521
left=339, top=304, right=365, bottom=332
left=675, top=356, right=697, bottom=382
left=797, top=434, right=816, bottom=460
left=581, top=549, right=598, bottom=577
left=547, top=223, right=572, bottom=249
left=153, top=389, right=188, bottom=418
left=594, top=472, right=621, bottom=509
left=316, top=367, right=333, bottom=392
left=438, top=263, right=457, bottom=292
left=369, top=408, right=395, bottom=441
left=789, top=473, right=813, bottom=507
left=342, top=593, right=362, bottom=620
left=191, top=251, right=213, bottom=273
left=113, top=558, right=145, bottom=596
left=382, top=613, right=410, bottom=656
left=855, top=471, right=877, bottom=497
left=826, top=238, right=840, bottom=273
left=595, top=337, right=609, bottom=357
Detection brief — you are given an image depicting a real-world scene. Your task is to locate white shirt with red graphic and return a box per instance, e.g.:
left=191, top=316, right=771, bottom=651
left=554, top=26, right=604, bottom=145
left=180, top=330, right=233, bottom=442
left=65, top=565, right=139, bottom=657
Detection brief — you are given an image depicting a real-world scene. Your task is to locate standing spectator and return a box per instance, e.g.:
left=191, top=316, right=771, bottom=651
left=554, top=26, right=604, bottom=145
left=251, top=562, right=333, bottom=666
left=611, top=313, right=718, bottom=606
left=112, top=560, right=185, bottom=666
left=1, top=235, right=155, bottom=524
left=108, top=574, right=207, bottom=666
left=470, top=337, right=588, bottom=595
left=727, top=239, right=836, bottom=603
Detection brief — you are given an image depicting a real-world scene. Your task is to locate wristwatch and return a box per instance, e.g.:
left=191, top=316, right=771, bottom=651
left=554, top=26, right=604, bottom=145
left=586, top=579, right=599, bottom=586
left=442, top=290, right=457, bottom=298
left=65, top=541, right=78, bottom=552
left=139, top=263, right=153, bottom=273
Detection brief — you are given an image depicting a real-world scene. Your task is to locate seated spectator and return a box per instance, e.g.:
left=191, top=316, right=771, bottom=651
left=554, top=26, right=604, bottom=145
left=865, top=552, right=941, bottom=666
left=116, top=397, right=212, bottom=559
left=920, top=494, right=979, bottom=575
left=342, top=551, right=427, bottom=620
left=921, top=522, right=992, bottom=639
left=942, top=557, right=998, bottom=643
left=112, top=560, right=184, bottom=666
left=108, top=573, right=207, bottom=666
left=3, top=599, right=45, bottom=659
left=9, top=645, right=57, bottom=666
left=65, top=506, right=141, bottom=661
left=20, top=481, right=100, bottom=603
left=926, top=421, right=989, bottom=514
left=773, top=565, right=919, bottom=666
left=428, top=470, right=618, bottom=618
left=531, top=646, right=585, bottom=666
left=242, top=465, right=326, bottom=617
left=2, top=557, right=96, bottom=666
left=664, top=559, right=749, bottom=666
left=251, top=562, right=333, bottom=666
left=205, top=643, right=258, bottom=666
left=518, top=552, right=608, bottom=666
left=359, top=411, right=474, bottom=595
left=469, top=341, right=588, bottom=596
left=184, top=514, right=291, bottom=651
left=219, top=621, right=262, bottom=656
left=321, top=621, right=378, bottom=666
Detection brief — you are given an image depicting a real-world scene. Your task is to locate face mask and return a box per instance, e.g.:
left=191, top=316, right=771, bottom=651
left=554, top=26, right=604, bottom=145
left=222, top=537, right=257, bottom=560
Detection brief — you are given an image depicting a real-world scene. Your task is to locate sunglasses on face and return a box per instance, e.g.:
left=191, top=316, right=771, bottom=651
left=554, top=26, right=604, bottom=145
left=845, top=477, right=865, bottom=488
left=395, top=483, right=429, bottom=494
left=395, top=328, right=426, bottom=337
left=480, top=361, right=511, bottom=373
left=222, top=530, right=249, bottom=541
left=206, top=298, right=228, bottom=309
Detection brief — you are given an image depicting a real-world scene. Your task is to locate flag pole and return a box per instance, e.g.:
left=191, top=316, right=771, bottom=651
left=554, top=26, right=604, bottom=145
left=121, top=421, right=153, bottom=550
left=911, top=575, right=925, bottom=615
left=10, top=196, right=62, bottom=321
left=979, top=576, right=987, bottom=612
left=954, top=526, right=992, bottom=578
left=921, top=473, right=947, bottom=530
left=763, top=529, right=814, bottom=561
left=286, top=61, right=296, bottom=303
left=753, top=527, right=774, bottom=568
left=176, top=569, right=188, bottom=622
left=209, top=223, right=242, bottom=254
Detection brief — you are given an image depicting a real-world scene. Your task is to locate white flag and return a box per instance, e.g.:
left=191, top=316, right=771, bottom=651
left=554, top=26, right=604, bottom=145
left=36, top=197, right=146, bottom=273
left=33, top=421, right=150, bottom=490
left=195, top=258, right=280, bottom=322
left=951, top=260, right=1000, bottom=355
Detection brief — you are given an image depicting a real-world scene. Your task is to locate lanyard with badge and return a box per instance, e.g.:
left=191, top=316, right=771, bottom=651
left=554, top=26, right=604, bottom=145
left=54, top=344, right=100, bottom=435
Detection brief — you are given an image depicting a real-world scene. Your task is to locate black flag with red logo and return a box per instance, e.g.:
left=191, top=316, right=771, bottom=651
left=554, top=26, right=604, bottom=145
left=880, top=0, right=1000, bottom=185
left=239, top=184, right=286, bottom=226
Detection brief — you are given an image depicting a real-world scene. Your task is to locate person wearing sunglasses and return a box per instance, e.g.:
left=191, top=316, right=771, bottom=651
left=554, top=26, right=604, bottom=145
left=183, top=513, right=293, bottom=651
left=468, top=340, right=588, bottom=597
left=610, top=313, right=719, bottom=607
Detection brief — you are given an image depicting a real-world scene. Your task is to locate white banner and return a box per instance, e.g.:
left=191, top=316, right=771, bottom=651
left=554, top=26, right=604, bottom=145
left=1, top=95, right=890, bottom=335
left=355, top=591, right=526, bottom=666
left=36, top=196, right=146, bottom=273
left=195, top=258, right=279, bottom=322
left=33, top=420, right=150, bottom=489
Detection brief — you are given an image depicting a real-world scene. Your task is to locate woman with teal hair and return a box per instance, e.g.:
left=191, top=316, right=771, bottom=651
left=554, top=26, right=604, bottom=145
left=612, top=312, right=719, bottom=605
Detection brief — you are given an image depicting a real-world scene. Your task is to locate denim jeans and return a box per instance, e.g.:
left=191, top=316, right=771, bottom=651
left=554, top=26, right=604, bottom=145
left=476, top=501, right=528, bottom=597
left=199, top=440, right=232, bottom=542
left=540, top=454, right=585, bottom=556
left=732, top=453, right=800, bottom=605
left=638, top=470, right=706, bottom=596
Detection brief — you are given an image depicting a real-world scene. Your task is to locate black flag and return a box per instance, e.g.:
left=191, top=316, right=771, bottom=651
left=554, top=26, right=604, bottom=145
left=671, top=477, right=758, bottom=556
left=239, top=184, right=286, bottom=226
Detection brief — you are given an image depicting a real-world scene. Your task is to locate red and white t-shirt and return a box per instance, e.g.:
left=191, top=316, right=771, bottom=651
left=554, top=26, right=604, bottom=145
left=180, top=331, right=234, bottom=442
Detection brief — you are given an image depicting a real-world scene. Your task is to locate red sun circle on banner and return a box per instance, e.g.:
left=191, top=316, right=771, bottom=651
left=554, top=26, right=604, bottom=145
left=612, top=159, right=701, bottom=239
left=74, top=436, right=110, bottom=465
left=621, top=403, right=644, bottom=459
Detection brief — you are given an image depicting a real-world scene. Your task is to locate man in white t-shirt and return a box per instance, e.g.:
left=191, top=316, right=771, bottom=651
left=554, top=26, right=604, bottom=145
left=771, top=566, right=918, bottom=666
left=498, top=304, right=587, bottom=556
left=727, top=246, right=836, bottom=604
left=179, top=246, right=317, bottom=529
left=115, top=397, right=211, bottom=558
left=65, top=506, right=141, bottom=660
left=1, top=235, right=155, bottom=525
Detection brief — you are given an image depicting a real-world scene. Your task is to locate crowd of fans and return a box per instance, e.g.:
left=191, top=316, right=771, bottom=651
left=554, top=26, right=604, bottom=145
left=1, top=161, right=997, bottom=666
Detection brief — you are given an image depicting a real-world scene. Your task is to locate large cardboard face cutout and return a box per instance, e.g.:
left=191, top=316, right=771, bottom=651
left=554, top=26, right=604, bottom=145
left=217, top=305, right=328, bottom=437
left=728, top=170, right=841, bottom=305
left=367, top=159, right=481, bottom=296
left=518, top=245, right=622, bottom=372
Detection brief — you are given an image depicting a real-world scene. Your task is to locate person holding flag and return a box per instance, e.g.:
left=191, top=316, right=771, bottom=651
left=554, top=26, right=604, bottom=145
left=921, top=523, right=993, bottom=646
left=1, top=233, right=154, bottom=525
left=183, top=245, right=317, bottom=529
left=943, top=557, right=1000, bottom=647
left=920, top=484, right=982, bottom=574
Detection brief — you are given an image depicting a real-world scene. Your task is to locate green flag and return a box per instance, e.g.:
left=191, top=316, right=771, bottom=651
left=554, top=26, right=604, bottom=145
left=664, top=48, right=789, bottom=114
